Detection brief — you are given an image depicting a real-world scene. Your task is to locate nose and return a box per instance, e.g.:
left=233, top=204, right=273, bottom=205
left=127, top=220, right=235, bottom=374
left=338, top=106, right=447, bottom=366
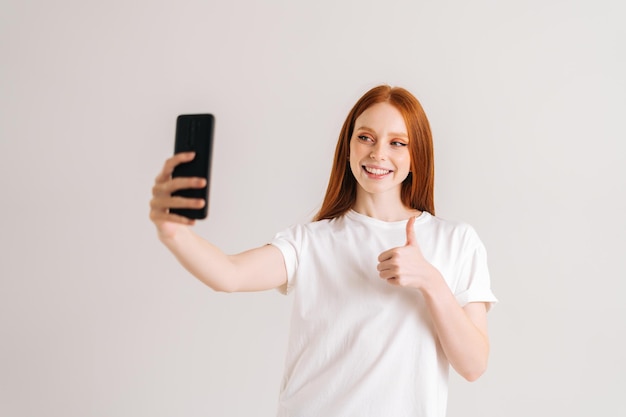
left=370, top=143, right=386, bottom=160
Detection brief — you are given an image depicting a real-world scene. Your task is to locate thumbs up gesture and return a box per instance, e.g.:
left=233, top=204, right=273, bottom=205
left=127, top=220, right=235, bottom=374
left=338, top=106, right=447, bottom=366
left=377, top=216, right=441, bottom=289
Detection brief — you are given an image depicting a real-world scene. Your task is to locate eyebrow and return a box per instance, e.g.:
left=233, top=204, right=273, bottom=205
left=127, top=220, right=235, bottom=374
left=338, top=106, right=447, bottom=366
left=355, top=125, right=409, bottom=139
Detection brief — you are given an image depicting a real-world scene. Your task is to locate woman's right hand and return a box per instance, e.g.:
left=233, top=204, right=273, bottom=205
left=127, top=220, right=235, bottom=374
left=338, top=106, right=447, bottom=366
left=149, top=152, right=288, bottom=293
left=149, top=152, right=207, bottom=239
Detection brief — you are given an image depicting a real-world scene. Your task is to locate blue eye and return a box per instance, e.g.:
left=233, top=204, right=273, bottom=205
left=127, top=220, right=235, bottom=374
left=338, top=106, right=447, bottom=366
left=358, top=135, right=373, bottom=142
left=391, top=141, right=407, bottom=147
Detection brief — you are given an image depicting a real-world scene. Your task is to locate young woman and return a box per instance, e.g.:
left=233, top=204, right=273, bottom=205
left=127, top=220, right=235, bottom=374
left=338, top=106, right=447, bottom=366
left=150, top=85, right=497, bottom=416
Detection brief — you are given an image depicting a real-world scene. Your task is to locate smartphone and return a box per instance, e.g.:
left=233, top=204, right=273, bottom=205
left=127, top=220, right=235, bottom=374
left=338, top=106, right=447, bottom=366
left=171, top=114, right=215, bottom=219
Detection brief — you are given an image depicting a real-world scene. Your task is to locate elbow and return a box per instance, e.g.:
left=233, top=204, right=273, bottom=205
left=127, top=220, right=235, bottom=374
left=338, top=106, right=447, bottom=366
left=457, top=337, right=490, bottom=382
left=458, top=360, right=488, bottom=382
left=210, top=280, right=239, bottom=293
left=453, top=350, right=489, bottom=382
left=462, top=367, right=486, bottom=382
left=213, top=286, right=235, bottom=293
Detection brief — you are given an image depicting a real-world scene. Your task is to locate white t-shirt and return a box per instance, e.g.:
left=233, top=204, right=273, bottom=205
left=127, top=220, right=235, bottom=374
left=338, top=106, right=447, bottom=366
left=270, top=210, right=497, bottom=417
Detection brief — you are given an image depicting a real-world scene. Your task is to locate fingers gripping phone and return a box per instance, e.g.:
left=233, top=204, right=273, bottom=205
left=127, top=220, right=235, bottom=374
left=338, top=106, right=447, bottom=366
left=171, top=114, right=214, bottom=219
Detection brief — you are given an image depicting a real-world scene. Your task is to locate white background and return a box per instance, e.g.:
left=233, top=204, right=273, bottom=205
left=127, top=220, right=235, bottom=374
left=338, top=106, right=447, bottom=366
left=1, top=0, right=625, bottom=416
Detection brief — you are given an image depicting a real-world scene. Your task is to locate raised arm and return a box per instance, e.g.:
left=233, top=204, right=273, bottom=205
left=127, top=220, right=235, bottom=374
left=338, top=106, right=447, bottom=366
left=149, top=152, right=287, bottom=292
left=377, top=216, right=490, bottom=381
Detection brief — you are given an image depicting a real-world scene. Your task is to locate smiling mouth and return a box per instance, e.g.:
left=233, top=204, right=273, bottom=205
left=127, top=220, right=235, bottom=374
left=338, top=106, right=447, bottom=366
left=363, top=166, right=391, bottom=176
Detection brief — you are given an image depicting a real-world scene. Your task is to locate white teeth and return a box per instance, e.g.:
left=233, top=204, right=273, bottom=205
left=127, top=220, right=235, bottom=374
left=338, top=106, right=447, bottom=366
left=365, top=167, right=390, bottom=175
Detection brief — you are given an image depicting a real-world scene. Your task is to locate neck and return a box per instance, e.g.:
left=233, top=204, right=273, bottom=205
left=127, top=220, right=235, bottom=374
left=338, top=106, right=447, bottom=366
left=352, top=192, right=421, bottom=222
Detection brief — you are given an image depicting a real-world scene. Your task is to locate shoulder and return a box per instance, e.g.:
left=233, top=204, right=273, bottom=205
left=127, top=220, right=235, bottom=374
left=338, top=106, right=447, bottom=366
left=272, top=217, right=338, bottom=241
left=421, top=212, right=471, bottom=232
left=422, top=213, right=485, bottom=249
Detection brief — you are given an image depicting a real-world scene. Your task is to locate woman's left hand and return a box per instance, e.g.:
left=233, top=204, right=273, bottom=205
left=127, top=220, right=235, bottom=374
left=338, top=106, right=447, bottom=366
left=378, top=216, right=491, bottom=381
left=377, top=216, right=443, bottom=289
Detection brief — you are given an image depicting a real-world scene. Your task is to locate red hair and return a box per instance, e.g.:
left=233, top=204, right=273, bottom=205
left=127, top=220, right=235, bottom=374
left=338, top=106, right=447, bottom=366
left=314, top=85, right=435, bottom=221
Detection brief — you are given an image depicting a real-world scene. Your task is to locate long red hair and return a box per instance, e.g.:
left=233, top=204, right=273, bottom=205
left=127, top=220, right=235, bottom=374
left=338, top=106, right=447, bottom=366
left=314, top=85, right=435, bottom=221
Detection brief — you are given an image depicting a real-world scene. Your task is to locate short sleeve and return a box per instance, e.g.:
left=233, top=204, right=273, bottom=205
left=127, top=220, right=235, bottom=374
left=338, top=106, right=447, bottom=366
left=454, top=226, right=498, bottom=310
left=270, top=225, right=301, bottom=295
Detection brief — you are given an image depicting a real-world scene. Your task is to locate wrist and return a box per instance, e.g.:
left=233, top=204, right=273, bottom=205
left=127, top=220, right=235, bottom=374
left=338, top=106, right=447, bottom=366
left=157, top=223, right=191, bottom=247
left=419, top=267, right=449, bottom=300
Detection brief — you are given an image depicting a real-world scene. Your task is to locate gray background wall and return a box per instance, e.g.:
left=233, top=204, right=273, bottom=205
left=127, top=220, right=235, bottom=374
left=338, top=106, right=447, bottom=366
left=1, top=0, right=624, bottom=416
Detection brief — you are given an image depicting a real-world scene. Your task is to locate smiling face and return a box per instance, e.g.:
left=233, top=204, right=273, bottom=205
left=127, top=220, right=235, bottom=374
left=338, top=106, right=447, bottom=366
left=349, top=101, right=411, bottom=202
left=315, top=85, right=435, bottom=222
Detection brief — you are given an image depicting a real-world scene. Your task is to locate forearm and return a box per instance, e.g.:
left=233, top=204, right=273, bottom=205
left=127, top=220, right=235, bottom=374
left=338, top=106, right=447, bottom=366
left=150, top=153, right=286, bottom=292
left=158, top=226, right=287, bottom=292
left=421, top=277, right=490, bottom=381
left=159, top=226, right=239, bottom=292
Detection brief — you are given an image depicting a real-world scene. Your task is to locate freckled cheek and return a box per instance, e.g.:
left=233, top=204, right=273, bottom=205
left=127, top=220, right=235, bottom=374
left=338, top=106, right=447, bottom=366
left=349, top=144, right=366, bottom=165
left=397, top=155, right=411, bottom=172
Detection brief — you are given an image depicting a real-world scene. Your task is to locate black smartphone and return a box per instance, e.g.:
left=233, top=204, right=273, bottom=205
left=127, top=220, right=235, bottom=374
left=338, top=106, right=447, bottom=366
left=171, top=114, right=215, bottom=219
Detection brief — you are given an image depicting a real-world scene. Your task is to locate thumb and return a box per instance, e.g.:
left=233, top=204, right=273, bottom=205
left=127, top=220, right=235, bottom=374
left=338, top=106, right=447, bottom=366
left=405, top=216, right=417, bottom=246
